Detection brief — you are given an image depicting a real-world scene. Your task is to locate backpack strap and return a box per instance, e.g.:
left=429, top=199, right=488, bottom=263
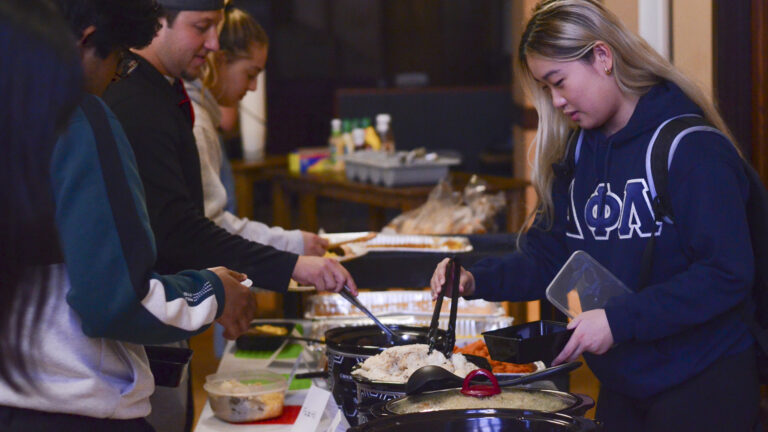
left=552, top=128, right=583, bottom=180
left=740, top=162, right=768, bottom=355
left=638, top=114, right=725, bottom=290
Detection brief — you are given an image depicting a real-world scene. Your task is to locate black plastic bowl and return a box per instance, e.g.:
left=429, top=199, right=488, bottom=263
left=483, top=320, right=573, bottom=365
left=349, top=409, right=602, bottom=431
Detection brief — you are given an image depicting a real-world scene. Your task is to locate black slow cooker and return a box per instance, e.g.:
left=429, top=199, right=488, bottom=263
left=324, top=324, right=448, bottom=427
left=348, top=409, right=602, bottom=431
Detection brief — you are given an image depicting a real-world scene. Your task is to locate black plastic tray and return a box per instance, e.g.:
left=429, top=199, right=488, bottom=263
left=482, top=320, right=573, bottom=365
left=145, top=345, right=193, bottom=387
left=235, top=322, right=296, bottom=352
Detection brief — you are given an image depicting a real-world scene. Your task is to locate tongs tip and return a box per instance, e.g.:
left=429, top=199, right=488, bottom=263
left=427, top=257, right=461, bottom=357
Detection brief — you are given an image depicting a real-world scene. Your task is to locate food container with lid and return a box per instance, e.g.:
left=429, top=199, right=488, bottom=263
left=203, top=370, right=288, bottom=423
left=545, top=251, right=632, bottom=318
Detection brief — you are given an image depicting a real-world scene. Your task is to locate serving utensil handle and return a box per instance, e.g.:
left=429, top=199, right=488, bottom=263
left=427, top=258, right=451, bottom=354
left=443, top=257, right=461, bottom=357
left=340, top=285, right=399, bottom=340
left=460, top=368, right=501, bottom=397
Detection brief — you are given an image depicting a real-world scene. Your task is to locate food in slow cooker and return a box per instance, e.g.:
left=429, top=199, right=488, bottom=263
left=351, top=343, right=476, bottom=383
left=391, top=388, right=570, bottom=414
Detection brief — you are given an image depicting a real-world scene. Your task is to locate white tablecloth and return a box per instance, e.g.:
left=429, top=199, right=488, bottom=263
left=194, top=320, right=324, bottom=432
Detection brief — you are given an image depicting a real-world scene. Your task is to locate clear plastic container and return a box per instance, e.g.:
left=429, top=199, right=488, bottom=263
left=545, top=251, right=633, bottom=318
left=204, top=370, right=288, bottom=423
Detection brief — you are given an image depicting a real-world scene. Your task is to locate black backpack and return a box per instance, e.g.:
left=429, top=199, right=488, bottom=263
left=563, top=115, right=768, bottom=382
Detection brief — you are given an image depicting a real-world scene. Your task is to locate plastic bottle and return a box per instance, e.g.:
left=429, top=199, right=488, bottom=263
left=352, top=122, right=366, bottom=152
left=341, top=119, right=355, bottom=155
left=376, top=113, right=395, bottom=153
left=328, top=118, right=344, bottom=171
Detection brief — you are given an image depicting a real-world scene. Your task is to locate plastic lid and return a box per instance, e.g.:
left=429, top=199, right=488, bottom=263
left=331, top=118, right=341, bottom=131
left=545, top=251, right=632, bottom=319
left=376, top=113, right=391, bottom=123
left=203, top=370, right=288, bottom=397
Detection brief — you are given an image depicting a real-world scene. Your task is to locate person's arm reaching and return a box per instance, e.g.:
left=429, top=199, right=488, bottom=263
left=50, top=97, right=250, bottom=344
left=107, top=93, right=298, bottom=290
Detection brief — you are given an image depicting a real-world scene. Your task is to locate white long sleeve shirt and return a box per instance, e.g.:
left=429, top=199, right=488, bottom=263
left=185, top=79, right=304, bottom=254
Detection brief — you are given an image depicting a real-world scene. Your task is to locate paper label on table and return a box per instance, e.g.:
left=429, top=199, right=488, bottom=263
left=290, top=384, right=348, bottom=432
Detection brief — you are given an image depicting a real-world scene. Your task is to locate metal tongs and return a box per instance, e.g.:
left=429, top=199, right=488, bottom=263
left=339, top=285, right=404, bottom=343
left=427, top=257, right=461, bottom=357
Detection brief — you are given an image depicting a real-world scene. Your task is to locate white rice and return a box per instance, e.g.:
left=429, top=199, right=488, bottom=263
left=351, top=344, right=476, bottom=383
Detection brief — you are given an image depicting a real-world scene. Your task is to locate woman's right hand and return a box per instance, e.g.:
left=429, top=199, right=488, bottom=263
left=430, top=257, right=476, bottom=300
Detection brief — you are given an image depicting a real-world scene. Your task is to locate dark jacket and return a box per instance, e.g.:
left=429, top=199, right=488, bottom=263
left=103, top=54, right=297, bottom=291
left=470, top=82, right=754, bottom=398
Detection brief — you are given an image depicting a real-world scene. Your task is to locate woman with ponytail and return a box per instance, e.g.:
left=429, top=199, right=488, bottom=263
left=185, top=5, right=328, bottom=258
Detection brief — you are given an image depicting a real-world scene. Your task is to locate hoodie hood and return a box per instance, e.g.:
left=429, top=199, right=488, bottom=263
left=571, top=81, right=704, bottom=228
left=584, top=80, right=702, bottom=147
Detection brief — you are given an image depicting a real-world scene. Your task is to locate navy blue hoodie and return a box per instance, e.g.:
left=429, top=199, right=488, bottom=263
left=471, top=81, right=755, bottom=398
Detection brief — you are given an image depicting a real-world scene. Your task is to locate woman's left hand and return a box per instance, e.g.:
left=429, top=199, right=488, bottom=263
left=552, top=309, right=614, bottom=365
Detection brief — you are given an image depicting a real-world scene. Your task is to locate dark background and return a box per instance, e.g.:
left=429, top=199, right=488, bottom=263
left=232, top=0, right=513, bottom=167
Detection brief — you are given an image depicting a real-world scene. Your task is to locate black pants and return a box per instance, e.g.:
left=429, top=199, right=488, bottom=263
left=0, top=406, right=155, bottom=432
left=596, top=347, right=761, bottom=432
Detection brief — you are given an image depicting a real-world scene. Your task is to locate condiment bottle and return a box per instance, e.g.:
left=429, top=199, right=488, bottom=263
left=376, top=113, right=395, bottom=153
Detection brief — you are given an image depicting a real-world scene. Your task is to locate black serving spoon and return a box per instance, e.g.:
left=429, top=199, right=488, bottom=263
left=405, top=361, right=582, bottom=395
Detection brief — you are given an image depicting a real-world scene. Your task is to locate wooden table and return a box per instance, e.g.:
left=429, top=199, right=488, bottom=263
left=270, top=170, right=530, bottom=233
left=230, top=156, right=288, bottom=220
left=230, top=155, right=530, bottom=233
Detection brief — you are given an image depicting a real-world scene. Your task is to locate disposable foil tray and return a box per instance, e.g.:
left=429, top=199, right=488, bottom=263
left=308, top=314, right=514, bottom=342
left=304, top=290, right=502, bottom=319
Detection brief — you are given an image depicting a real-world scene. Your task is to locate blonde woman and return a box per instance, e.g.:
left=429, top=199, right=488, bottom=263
left=431, top=1, right=759, bottom=430
left=185, top=6, right=328, bottom=257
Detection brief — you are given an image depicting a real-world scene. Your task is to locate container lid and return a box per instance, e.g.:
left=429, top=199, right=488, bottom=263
left=385, top=387, right=577, bottom=415
left=545, top=251, right=632, bottom=318
left=203, top=370, right=287, bottom=397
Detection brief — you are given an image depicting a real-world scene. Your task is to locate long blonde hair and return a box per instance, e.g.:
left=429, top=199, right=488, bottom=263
left=519, top=0, right=737, bottom=231
left=201, top=6, right=268, bottom=90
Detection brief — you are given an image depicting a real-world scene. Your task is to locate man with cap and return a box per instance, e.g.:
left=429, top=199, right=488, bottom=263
left=104, top=0, right=356, bottom=309
left=103, top=2, right=358, bottom=430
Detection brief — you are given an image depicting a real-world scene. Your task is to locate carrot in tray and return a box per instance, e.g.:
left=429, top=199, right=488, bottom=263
left=454, top=340, right=536, bottom=374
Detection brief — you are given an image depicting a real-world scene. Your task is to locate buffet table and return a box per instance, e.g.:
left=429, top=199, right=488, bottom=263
left=194, top=320, right=332, bottom=432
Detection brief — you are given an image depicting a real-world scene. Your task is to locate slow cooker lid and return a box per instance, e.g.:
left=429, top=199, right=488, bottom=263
left=385, top=387, right=579, bottom=414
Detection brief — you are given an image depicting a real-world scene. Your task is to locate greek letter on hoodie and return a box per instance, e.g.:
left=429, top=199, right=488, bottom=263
left=470, top=82, right=754, bottom=398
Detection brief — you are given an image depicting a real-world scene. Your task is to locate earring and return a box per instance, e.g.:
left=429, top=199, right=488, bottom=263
left=605, top=66, right=612, bottom=75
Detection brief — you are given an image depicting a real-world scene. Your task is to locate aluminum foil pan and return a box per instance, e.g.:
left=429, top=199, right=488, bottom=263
left=305, top=290, right=504, bottom=319
left=308, top=315, right=514, bottom=341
